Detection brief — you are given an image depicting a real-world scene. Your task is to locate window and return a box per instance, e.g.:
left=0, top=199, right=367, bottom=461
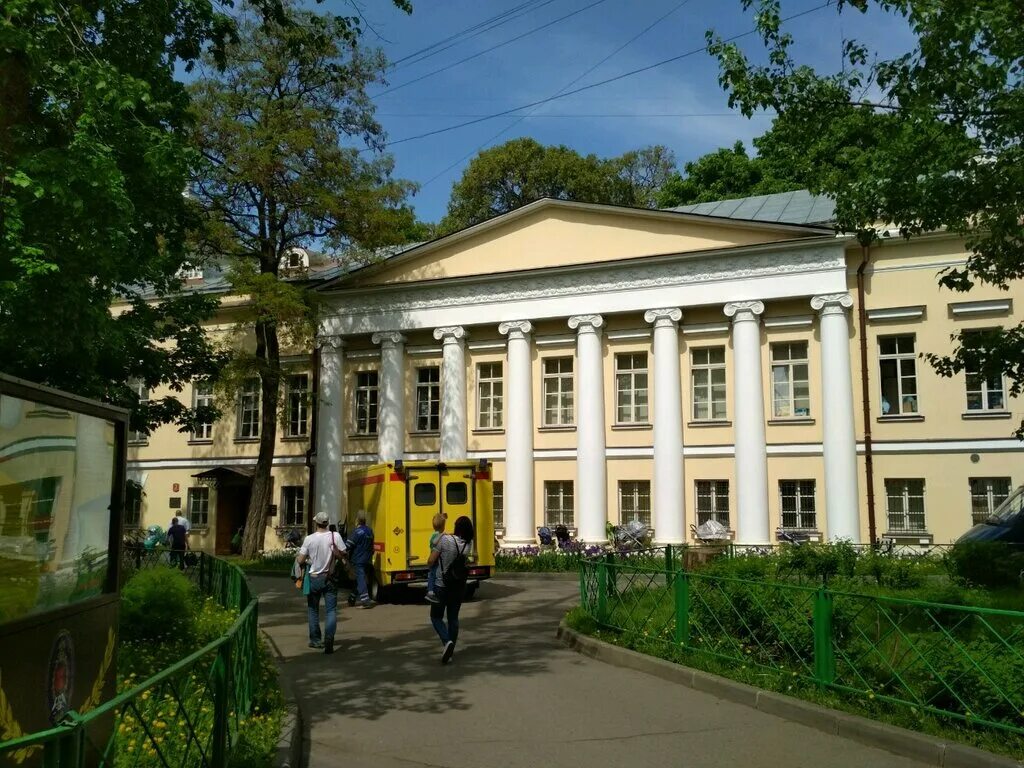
left=415, top=367, right=440, bottom=432
left=969, top=477, right=1011, bottom=525
left=779, top=480, right=817, bottom=530
left=414, top=484, right=436, bottom=506
left=885, top=479, right=927, bottom=532
left=544, top=481, right=574, bottom=527
left=879, top=336, right=918, bottom=415
left=187, top=487, right=210, bottom=527
left=965, top=337, right=1006, bottom=411
left=354, top=371, right=378, bottom=435
left=124, top=484, right=143, bottom=527
left=285, top=374, right=309, bottom=437
left=128, top=379, right=149, bottom=443
left=493, top=481, right=504, bottom=531
left=237, top=377, right=261, bottom=438
left=542, top=357, right=574, bottom=426
left=770, top=342, right=810, bottom=418
left=477, top=362, right=503, bottom=429
left=615, top=353, right=649, bottom=424
left=618, top=481, right=651, bottom=527
left=282, top=486, right=305, bottom=527
left=691, top=347, right=727, bottom=421
left=695, top=480, right=730, bottom=527
left=192, top=381, right=214, bottom=441
left=446, top=482, right=468, bottom=505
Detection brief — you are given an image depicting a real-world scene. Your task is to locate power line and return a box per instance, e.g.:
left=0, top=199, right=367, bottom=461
left=377, top=112, right=753, bottom=117
left=418, top=0, right=696, bottom=189
left=375, top=0, right=612, bottom=98
left=390, top=0, right=560, bottom=70
left=375, top=1, right=832, bottom=150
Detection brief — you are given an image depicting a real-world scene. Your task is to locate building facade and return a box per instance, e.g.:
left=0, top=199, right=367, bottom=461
left=125, top=194, right=1024, bottom=552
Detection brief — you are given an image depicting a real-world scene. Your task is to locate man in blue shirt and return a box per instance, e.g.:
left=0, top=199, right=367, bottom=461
left=346, top=512, right=375, bottom=608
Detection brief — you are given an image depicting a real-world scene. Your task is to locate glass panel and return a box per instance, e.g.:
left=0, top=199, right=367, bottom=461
left=413, top=484, right=436, bottom=506
left=709, top=347, right=725, bottom=365
left=446, top=483, right=468, bottom=505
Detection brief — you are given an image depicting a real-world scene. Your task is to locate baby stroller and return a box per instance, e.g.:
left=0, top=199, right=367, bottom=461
left=689, top=519, right=731, bottom=543
left=538, top=526, right=554, bottom=546
left=611, top=520, right=652, bottom=551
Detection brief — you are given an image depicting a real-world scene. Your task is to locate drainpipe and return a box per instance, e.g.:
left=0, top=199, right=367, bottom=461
left=856, top=244, right=877, bottom=543
left=305, top=344, right=321, bottom=536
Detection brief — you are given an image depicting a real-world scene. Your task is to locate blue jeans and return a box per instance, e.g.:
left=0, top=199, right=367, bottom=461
left=429, top=585, right=463, bottom=645
left=354, top=562, right=371, bottom=601
left=306, top=575, right=337, bottom=644
left=426, top=562, right=438, bottom=593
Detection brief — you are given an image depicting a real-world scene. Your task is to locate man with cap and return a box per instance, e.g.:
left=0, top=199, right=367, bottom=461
left=297, top=511, right=347, bottom=654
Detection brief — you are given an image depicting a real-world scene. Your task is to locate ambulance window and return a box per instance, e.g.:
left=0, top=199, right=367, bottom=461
left=414, top=484, right=436, bottom=506
left=446, top=482, right=468, bottom=505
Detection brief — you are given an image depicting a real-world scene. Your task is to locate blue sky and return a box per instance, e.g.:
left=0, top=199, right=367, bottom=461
left=325, top=0, right=914, bottom=223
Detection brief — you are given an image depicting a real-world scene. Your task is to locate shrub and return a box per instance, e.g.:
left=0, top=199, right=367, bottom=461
left=944, top=542, right=1024, bottom=590
left=120, top=568, right=198, bottom=642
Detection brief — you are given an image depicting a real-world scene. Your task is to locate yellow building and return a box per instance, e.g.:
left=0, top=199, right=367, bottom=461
left=125, top=192, right=1023, bottom=552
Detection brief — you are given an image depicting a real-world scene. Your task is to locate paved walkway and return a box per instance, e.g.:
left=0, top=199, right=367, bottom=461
left=252, top=575, right=923, bottom=768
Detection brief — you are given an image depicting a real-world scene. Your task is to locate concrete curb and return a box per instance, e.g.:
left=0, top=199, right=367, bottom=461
left=557, top=620, right=1022, bottom=768
left=260, top=628, right=303, bottom=768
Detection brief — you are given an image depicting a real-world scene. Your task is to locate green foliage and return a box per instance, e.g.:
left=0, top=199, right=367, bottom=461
left=439, top=138, right=676, bottom=232
left=945, top=541, right=1024, bottom=590
left=119, top=568, right=198, bottom=643
left=0, top=0, right=227, bottom=429
left=233, top=550, right=296, bottom=573
left=707, top=0, right=1024, bottom=434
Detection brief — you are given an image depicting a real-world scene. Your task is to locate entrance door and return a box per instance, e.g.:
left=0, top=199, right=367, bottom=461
left=215, top=485, right=250, bottom=555
left=440, top=465, right=474, bottom=550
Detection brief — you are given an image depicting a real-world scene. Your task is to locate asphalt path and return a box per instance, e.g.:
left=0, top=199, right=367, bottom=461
left=251, top=574, right=924, bottom=768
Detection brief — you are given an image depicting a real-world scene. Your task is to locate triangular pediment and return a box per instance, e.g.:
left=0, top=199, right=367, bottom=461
left=331, top=199, right=832, bottom=289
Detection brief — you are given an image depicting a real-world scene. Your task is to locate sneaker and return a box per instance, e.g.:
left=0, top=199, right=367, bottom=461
left=308, top=640, right=323, bottom=649
left=324, top=639, right=334, bottom=655
left=360, top=599, right=376, bottom=609
left=426, top=591, right=440, bottom=604
left=441, top=640, right=455, bottom=665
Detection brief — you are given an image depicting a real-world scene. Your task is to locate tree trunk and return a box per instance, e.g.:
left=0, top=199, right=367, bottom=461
left=241, top=315, right=281, bottom=559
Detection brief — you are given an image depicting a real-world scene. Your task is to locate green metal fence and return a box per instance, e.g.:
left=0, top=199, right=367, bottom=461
left=580, top=548, right=1024, bottom=736
left=1, top=552, right=259, bottom=767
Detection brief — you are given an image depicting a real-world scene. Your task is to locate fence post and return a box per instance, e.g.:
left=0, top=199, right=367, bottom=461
left=673, top=570, right=689, bottom=648
left=604, top=551, right=616, bottom=598
left=664, top=544, right=674, bottom=586
left=596, top=561, right=608, bottom=623
left=813, top=587, right=836, bottom=686
left=211, top=640, right=231, bottom=767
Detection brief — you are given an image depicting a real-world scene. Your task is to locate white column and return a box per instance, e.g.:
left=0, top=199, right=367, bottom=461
left=645, top=308, right=684, bottom=544
left=434, top=326, right=469, bottom=460
left=812, top=293, right=860, bottom=541
left=724, top=301, right=770, bottom=544
left=372, top=331, right=406, bottom=462
left=315, top=334, right=345, bottom=523
left=568, top=314, right=607, bottom=543
left=499, top=321, right=535, bottom=545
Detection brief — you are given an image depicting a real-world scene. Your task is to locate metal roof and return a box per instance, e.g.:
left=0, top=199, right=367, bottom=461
left=666, top=189, right=836, bottom=226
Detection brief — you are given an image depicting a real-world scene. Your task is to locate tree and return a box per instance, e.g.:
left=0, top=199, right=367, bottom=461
left=707, top=0, right=1024, bottom=432
left=0, top=0, right=234, bottom=432
left=439, top=138, right=676, bottom=233
left=189, top=0, right=414, bottom=558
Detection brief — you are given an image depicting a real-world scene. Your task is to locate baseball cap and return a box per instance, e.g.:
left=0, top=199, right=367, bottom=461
left=314, top=511, right=329, bottom=525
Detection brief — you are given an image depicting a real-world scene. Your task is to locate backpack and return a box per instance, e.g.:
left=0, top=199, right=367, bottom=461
left=442, top=535, right=469, bottom=586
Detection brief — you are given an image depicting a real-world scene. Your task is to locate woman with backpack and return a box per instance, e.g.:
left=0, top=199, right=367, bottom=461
left=426, top=515, right=474, bottom=664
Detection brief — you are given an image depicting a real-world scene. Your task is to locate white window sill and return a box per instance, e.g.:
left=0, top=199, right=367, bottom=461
left=883, top=531, right=933, bottom=544
left=281, top=435, right=310, bottom=442
left=188, top=438, right=214, bottom=446
left=688, top=419, right=731, bottom=428
left=347, top=432, right=378, bottom=440
left=538, top=425, right=576, bottom=433
left=611, top=423, right=652, bottom=431
left=409, top=430, right=440, bottom=437
left=962, top=410, right=1011, bottom=420
left=473, top=427, right=506, bottom=435
left=234, top=437, right=260, bottom=444
left=768, top=418, right=815, bottom=426
left=877, top=414, right=924, bottom=423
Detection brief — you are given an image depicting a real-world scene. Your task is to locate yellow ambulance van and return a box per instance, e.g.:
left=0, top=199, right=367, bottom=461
left=344, top=459, right=495, bottom=601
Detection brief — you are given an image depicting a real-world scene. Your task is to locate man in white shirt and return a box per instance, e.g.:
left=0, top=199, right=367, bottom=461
left=297, top=511, right=346, bottom=654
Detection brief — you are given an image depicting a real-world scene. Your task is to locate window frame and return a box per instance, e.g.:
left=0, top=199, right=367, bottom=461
left=476, top=361, right=504, bottom=429
left=542, top=356, right=575, bottom=426
left=691, top=346, right=727, bottom=421
left=614, top=352, right=649, bottom=425
left=695, top=480, right=730, bottom=528
left=618, top=480, right=651, bottom=527
left=281, top=485, right=305, bottom=527
left=493, top=480, right=504, bottom=532
left=969, top=477, right=1011, bottom=525
left=878, top=335, right=919, bottom=416
left=885, top=478, right=927, bottom=533
left=236, top=377, right=261, bottom=439
left=779, top=479, right=817, bottom=531
left=285, top=373, right=309, bottom=438
left=770, top=342, right=810, bottom=419
left=414, top=366, right=441, bottom=432
left=124, top=484, right=143, bottom=528
left=964, top=334, right=1007, bottom=412
left=192, top=381, right=214, bottom=441
left=353, top=370, right=379, bottom=436
left=187, top=486, right=210, bottom=527
left=128, top=379, right=149, bottom=444
left=543, top=480, right=574, bottom=528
